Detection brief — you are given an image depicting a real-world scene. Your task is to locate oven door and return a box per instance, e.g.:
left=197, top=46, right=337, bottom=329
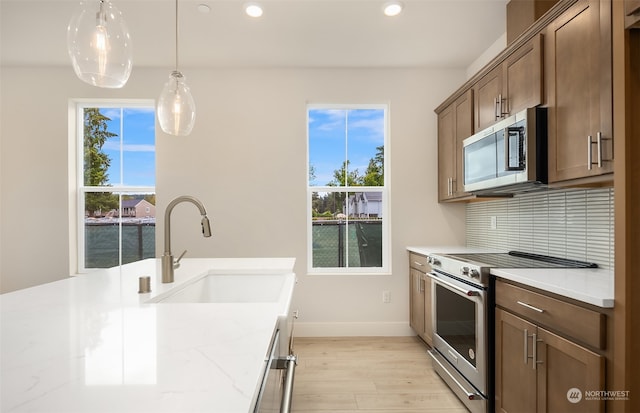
left=427, top=270, right=487, bottom=396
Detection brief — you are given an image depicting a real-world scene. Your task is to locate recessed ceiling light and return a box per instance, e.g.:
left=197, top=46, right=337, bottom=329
left=383, top=1, right=403, bottom=17
left=197, top=3, right=211, bottom=14
left=244, top=2, right=263, bottom=18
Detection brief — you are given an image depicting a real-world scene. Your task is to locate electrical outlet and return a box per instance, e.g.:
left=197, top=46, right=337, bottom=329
left=490, top=216, right=498, bottom=230
left=382, top=290, right=391, bottom=303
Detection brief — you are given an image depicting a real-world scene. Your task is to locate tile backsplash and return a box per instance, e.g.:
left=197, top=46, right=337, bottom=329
left=466, top=188, right=614, bottom=269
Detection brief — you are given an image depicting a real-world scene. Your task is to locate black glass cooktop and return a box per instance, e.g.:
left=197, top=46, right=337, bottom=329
left=444, top=251, right=598, bottom=269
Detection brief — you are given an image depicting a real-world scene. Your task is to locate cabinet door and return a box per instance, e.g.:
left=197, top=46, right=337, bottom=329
left=437, top=104, right=456, bottom=201
left=626, top=0, right=640, bottom=28
left=437, top=90, right=473, bottom=201
left=495, top=309, right=537, bottom=413
left=627, top=0, right=640, bottom=14
left=454, top=89, right=473, bottom=197
left=502, top=34, right=543, bottom=116
left=474, top=66, right=503, bottom=131
left=422, top=275, right=433, bottom=346
left=546, top=0, right=613, bottom=182
left=537, top=328, right=605, bottom=413
left=409, top=268, right=425, bottom=337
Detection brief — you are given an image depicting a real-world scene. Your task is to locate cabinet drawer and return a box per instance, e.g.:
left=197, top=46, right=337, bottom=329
left=409, top=253, right=429, bottom=272
left=496, top=280, right=605, bottom=349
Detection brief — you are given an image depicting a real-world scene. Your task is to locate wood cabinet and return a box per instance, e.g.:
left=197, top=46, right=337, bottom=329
left=545, top=0, right=613, bottom=183
left=409, top=268, right=425, bottom=338
left=474, top=66, right=503, bottom=131
left=495, top=280, right=606, bottom=413
left=473, top=34, right=543, bottom=132
left=437, top=89, right=473, bottom=201
left=408, top=253, right=432, bottom=346
left=503, top=34, right=544, bottom=117
left=507, top=0, right=559, bottom=44
left=626, top=0, right=640, bottom=28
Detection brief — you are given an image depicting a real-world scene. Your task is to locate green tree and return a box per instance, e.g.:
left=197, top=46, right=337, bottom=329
left=328, top=160, right=361, bottom=187
left=84, top=108, right=118, bottom=215
left=362, top=146, right=384, bottom=186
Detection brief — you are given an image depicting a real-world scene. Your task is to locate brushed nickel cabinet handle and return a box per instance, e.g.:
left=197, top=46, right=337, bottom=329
left=532, top=332, right=538, bottom=370
left=517, top=300, right=544, bottom=313
left=523, top=328, right=529, bottom=365
left=587, top=135, right=594, bottom=170
left=597, top=132, right=603, bottom=168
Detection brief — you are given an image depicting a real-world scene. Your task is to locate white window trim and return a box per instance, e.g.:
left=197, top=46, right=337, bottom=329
left=306, top=103, right=391, bottom=275
left=69, top=99, right=155, bottom=274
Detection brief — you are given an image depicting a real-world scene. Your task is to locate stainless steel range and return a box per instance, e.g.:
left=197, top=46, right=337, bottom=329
left=425, top=251, right=597, bottom=413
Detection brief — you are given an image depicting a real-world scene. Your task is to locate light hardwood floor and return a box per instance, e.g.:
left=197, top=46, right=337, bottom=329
left=291, top=336, right=467, bottom=412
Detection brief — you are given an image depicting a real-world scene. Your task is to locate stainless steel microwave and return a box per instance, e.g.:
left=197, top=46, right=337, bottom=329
left=463, top=107, right=547, bottom=194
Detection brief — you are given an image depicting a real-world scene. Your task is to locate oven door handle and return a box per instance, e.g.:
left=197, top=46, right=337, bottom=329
left=427, top=272, right=479, bottom=297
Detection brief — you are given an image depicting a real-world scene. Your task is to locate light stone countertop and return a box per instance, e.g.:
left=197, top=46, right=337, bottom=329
left=1, top=258, right=296, bottom=413
left=407, top=246, right=614, bottom=308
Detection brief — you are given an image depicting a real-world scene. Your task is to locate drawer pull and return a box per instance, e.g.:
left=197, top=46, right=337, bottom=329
left=413, top=261, right=425, bottom=267
left=517, top=301, right=544, bottom=313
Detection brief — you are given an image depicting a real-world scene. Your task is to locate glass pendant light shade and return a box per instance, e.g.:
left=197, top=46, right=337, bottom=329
left=157, top=71, right=196, bottom=136
left=67, top=0, right=133, bottom=88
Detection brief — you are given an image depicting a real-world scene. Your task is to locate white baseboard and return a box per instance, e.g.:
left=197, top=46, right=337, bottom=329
left=294, top=321, right=414, bottom=337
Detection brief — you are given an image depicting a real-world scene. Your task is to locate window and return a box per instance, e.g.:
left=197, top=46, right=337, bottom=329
left=307, top=105, right=389, bottom=274
left=75, top=101, right=156, bottom=272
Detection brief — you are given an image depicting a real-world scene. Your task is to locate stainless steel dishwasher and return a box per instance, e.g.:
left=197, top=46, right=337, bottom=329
left=254, top=310, right=298, bottom=413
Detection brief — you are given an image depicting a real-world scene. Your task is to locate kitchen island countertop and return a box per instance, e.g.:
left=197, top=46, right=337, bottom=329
left=1, top=258, right=296, bottom=413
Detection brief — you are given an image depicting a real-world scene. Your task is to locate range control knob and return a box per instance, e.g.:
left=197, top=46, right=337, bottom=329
left=428, top=256, right=441, bottom=266
left=469, top=269, right=480, bottom=278
left=461, top=266, right=469, bottom=275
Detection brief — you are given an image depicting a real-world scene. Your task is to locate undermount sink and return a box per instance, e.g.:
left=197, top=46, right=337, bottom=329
left=149, top=272, right=288, bottom=304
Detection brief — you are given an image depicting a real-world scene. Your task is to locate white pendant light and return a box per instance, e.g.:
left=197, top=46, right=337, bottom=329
left=67, top=0, right=133, bottom=88
left=157, top=0, right=196, bottom=136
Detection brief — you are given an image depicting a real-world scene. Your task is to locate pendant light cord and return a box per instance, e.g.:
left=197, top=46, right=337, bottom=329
left=175, top=0, right=179, bottom=72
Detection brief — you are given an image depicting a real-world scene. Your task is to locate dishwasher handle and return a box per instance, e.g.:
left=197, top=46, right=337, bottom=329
left=279, top=354, right=297, bottom=413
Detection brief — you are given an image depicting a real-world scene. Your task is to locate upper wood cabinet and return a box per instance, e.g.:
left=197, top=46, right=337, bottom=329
left=437, top=89, right=473, bottom=201
left=503, top=34, right=544, bottom=116
left=474, top=66, right=503, bottom=131
left=473, top=34, right=543, bottom=132
left=545, top=0, right=613, bottom=183
left=626, top=0, right=640, bottom=28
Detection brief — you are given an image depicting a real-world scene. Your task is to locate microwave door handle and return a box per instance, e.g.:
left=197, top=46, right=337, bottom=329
left=504, top=126, right=525, bottom=171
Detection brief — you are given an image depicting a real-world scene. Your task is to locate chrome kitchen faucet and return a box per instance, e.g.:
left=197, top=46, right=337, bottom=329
left=162, top=195, right=212, bottom=283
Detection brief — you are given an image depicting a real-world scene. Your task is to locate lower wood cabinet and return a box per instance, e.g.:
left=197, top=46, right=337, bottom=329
left=409, top=253, right=433, bottom=346
left=496, top=297, right=605, bottom=413
left=409, top=268, right=425, bottom=338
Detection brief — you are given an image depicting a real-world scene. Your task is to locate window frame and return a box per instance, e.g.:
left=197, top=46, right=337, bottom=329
left=71, top=99, right=156, bottom=274
left=306, top=103, right=391, bottom=275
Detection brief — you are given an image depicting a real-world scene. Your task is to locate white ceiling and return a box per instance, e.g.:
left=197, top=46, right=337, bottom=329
left=0, top=0, right=507, bottom=69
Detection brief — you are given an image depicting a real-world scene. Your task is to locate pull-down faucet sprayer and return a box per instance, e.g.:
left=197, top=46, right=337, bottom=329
left=162, top=195, right=212, bottom=283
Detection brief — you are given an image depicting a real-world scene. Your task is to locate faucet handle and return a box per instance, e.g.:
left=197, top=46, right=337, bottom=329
left=174, top=249, right=187, bottom=269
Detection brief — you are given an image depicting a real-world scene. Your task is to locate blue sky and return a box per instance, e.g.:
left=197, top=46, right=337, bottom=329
left=99, top=107, right=156, bottom=187
left=308, top=108, right=385, bottom=186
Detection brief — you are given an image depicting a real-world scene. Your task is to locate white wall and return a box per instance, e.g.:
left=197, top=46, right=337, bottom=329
left=466, top=32, right=507, bottom=80
left=0, top=65, right=466, bottom=335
